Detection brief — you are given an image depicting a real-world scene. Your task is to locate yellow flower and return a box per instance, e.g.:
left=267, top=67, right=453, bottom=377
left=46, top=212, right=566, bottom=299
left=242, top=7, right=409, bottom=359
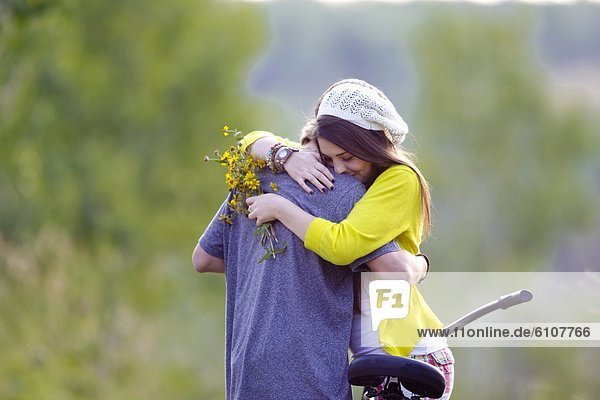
left=225, top=173, right=237, bottom=189
left=218, top=214, right=233, bottom=225
left=206, top=125, right=287, bottom=261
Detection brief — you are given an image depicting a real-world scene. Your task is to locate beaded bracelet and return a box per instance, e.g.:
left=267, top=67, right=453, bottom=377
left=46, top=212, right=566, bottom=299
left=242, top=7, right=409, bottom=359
left=267, top=143, right=299, bottom=173
left=266, top=143, right=286, bottom=173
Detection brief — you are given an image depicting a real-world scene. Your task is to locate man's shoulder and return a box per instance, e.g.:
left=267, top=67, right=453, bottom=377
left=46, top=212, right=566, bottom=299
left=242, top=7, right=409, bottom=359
left=330, top=172, right=365, bottom=191
left=260, top=170, right=365, bottom=203
left=258, top=170, right=365, bottom=223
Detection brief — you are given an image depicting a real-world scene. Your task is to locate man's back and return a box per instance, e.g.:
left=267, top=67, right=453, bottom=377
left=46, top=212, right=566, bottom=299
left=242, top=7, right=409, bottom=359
left=199, top=170, right=396, bottom=399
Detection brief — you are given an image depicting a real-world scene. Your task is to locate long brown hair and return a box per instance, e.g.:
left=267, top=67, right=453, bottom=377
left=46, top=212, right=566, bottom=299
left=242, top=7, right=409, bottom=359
left=313, top=115, right=432, bottom=238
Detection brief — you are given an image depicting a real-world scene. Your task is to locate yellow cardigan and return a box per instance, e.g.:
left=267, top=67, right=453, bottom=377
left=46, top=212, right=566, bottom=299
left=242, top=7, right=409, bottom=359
left=241, top=130, right=423, bottom=260
left=305, top=165, right=423, bottom=264
left=240, top=130, right=443, bottom=356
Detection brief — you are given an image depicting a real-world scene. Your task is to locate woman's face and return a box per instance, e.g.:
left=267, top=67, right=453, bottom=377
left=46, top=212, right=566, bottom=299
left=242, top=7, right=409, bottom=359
left=316, top=137, right=373, bottom=184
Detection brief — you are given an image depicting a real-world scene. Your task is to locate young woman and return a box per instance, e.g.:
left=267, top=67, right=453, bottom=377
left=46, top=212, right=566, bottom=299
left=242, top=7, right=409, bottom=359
left=243, top=79, right=454, bottom=399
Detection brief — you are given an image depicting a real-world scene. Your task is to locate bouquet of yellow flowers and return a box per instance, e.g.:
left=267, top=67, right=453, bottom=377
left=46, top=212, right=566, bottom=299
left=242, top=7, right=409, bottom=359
left=205, top=126, right=286, bottom=263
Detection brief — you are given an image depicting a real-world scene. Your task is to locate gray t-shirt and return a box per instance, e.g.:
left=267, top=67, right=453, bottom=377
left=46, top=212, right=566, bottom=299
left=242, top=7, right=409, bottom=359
left=199, top=170, right=399, bottom=400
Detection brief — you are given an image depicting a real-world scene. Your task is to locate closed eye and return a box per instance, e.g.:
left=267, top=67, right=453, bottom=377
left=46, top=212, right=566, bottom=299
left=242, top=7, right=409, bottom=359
left=321, top=155, right=333, bottom=166
left=341, top=156, right=353, bottom=162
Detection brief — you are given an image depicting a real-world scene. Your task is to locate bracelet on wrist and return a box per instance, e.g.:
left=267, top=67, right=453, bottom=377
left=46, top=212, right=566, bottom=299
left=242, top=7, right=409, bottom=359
left=266, top=143, right=286, bottom=172
left=416, top=253, right=430, bottom=283
left=268, top=144, right=299, bottom=173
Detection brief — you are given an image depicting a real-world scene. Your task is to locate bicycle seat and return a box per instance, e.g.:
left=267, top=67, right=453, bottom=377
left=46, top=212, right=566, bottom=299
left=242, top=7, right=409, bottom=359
left=348, top=355, right=446, bottom=398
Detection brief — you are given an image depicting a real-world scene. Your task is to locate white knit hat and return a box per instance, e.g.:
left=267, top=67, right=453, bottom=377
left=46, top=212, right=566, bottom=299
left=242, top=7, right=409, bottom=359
left=316, top=79, right=409, bottom=146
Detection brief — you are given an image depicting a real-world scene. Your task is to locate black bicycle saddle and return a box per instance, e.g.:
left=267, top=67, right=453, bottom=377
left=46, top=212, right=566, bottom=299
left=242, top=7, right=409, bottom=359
left=348, top=355, right=446, bottom=398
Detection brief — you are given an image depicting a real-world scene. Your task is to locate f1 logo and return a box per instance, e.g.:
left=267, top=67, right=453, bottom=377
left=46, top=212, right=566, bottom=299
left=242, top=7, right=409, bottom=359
left=369, top=280, right=411, bottom=331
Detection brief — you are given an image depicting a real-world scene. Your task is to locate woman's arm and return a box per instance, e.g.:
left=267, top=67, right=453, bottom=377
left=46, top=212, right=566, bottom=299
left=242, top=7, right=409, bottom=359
left=248, top=165, right=423, bottom=265
left=246, top=194, right=427, bottom=284
left=304, top=165, right=423, bottom=265
left=238, top=131, right=295, bottom=154
left=240, top=131, right=334, bottom=193
left=246, top=193, right=315, bottom=240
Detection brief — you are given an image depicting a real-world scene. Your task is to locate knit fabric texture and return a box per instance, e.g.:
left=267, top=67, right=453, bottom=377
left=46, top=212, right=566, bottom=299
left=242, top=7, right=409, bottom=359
left=317, top=79, right=409, bottom=146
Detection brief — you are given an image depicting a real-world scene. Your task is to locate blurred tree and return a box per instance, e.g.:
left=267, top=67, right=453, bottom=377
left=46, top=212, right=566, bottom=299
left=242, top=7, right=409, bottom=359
left=1, top=0, right=265, bottom=250
left=1, top=0, right=267, bottom=398
left=409, top=7, right=599, bottom=273
left=407, top=7, right=600, bottom=400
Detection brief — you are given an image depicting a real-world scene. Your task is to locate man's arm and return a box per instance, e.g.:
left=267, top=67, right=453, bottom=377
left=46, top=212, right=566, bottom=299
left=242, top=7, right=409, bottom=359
left=194, top=198, right=228, bottom=274
left=365, top=250, right=427, bottom=285
left=192, top=242, right=225, bottom=273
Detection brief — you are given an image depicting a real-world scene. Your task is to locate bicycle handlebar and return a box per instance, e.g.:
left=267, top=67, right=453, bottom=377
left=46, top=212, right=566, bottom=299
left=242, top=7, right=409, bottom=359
left=443, top=289, right=533, bottom=333
left=498, top=289, right=534, bottom=309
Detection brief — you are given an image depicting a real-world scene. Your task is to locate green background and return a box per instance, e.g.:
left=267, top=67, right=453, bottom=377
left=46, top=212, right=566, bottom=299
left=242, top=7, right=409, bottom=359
left=1, top=0, right=599, bottom=398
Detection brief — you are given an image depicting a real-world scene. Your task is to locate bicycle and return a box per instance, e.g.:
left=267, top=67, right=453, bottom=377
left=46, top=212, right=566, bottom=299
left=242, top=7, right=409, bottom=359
left=348, top=289, right=533, bottom=399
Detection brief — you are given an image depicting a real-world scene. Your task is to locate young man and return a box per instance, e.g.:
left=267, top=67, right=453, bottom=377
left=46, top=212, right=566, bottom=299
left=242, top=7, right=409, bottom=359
left=194, top=159, right=425, bottom=399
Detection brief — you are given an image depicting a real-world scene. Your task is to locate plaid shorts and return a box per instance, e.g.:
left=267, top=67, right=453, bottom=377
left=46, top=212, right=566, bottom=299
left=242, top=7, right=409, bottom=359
left=370, top=347, right=455, bottom=400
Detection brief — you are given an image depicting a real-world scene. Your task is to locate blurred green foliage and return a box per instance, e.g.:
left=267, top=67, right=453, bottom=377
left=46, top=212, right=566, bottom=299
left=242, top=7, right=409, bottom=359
left=409, top=7, right=599, bottom=273
left=1, top=1, right=599, bottom=399
left=407, top=8, right=600, bottom=399
left=1, top=0, right=266, bottom=250
left=1, top=0, right=267, bottom=398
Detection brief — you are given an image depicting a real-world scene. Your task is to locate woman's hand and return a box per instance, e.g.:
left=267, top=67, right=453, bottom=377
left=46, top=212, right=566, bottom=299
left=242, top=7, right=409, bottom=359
left=247, top=193, right=316, bottom=240
left=283, top=149, right=335, bottom=194
left=246, top=194, right=289, bottom=226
